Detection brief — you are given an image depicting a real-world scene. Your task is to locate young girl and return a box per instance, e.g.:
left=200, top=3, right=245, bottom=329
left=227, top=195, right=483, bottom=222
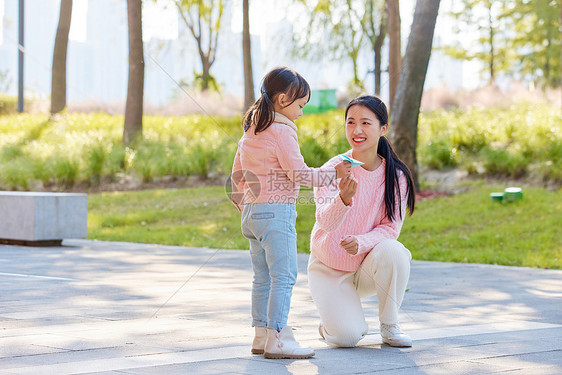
left=231, top=67, right=351, bottom=359
left=308, top=95, right=416, bottom=348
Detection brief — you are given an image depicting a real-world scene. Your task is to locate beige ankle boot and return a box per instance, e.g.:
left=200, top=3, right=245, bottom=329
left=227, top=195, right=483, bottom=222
left=264, top=326, right=315, bottom=359
left=251, top=326, right=267, bottom=354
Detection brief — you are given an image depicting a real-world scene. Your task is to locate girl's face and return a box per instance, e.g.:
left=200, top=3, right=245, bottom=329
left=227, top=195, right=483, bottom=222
left=275, top=93, right=309, bottom=121
left=345, top=105, right=388, bottom=152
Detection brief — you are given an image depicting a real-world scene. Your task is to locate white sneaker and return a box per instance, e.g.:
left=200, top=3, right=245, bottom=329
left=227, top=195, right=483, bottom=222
left=264, top=326, right=315, bottom=359
left=380, top=323, right=412, bottom=347
left=251, top=326, right=267, bottom=354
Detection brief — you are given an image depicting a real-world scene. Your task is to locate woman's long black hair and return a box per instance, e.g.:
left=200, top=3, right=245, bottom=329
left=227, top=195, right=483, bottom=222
left=243, top=67, right=310, bottom=134
left=345, top=95, right=415, bottom=221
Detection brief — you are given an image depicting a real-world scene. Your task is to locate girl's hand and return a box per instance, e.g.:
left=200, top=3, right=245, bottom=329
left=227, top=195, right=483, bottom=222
left=340, top=235, right=359, bottom=255
left=334, top=161, right=352, bottom=179
left=339, top=175, right=357, bottom=206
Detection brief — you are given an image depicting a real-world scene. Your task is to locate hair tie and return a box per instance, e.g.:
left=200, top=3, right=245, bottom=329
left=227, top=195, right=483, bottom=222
left=261, top=88, right=269, bottom=100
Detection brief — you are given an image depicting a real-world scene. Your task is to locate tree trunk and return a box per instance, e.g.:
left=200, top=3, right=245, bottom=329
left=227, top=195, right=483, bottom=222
left=374, top=14, right=386, bottom=96
left=543, top=32, right=551, bottom=86
left=352, top=54, right=360, bottom=85
left=201, top=58, right=211, bottom=91
left=242, top=0, right=254, bottom=111
left=387, top=0, right=401, bottom=112
left=123, top=0, right=144, bottom=146
left=488, top=6, right=495, bottom=85
left=51, top=0, right=72, bottom=115
left=390, top=0, right=440, bottom=191
left=17, top=0, right=24, bottom=113
left=374, top=46, right=381, bottom=95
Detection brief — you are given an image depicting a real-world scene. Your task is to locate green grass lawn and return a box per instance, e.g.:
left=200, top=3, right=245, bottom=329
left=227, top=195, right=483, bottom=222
left=88, top=182, right=561, bottom=269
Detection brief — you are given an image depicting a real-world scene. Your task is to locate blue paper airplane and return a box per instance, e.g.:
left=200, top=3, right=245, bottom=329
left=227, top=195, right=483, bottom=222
left=339, top=154, right=364, bottom=168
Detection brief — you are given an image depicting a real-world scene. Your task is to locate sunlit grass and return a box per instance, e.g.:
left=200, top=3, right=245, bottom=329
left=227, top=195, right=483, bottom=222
left=401, top=181, right=561, bottom=268
left=418, top=104, right=561, bottom=180
left=2, top=104, right=560, bottom=190
left=88, top=186, right=248, bottom=250
left=87, top=183, right=561, bottom=269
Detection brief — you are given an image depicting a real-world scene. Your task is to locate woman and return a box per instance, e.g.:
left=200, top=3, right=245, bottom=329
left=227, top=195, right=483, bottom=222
left=308, top=95, right=416, bottom=348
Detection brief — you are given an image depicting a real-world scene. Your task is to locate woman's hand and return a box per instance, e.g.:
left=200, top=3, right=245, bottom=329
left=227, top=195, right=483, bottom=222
left=334, top=161, right=352, bottom=179
left=339, top=175, right=357, bottom=206
left=340, top=235, right=359, bottom=255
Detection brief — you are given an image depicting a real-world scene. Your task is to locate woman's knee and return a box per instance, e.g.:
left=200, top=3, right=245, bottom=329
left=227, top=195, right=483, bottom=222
left=323, top=322, right=368, bottom=348
left=375, top=240, right=411, bottom=266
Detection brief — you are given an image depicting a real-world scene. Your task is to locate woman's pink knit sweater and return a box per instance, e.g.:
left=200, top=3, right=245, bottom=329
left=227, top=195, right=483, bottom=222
left=311, top=151, right=408, bottom=272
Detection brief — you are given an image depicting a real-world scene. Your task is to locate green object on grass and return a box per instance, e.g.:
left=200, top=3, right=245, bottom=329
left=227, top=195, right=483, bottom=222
left=490, top=192, right=504, bottom=203
left=504, top=187, right=523, bottom=202
left=303, top=89, right=337, bottom=114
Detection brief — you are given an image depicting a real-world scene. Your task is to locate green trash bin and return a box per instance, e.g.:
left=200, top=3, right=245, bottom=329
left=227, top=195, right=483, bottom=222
left=303, top=89, right=337, bottom=114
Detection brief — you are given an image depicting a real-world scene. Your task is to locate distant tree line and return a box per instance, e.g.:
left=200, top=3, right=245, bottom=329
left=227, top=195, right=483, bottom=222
left=443, top=0, right=561, bottom=88
left=47, top=0, right=559, bottom=188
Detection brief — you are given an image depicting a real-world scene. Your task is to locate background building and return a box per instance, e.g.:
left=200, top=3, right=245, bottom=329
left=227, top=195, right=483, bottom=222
left=0, top=0, right=472, bottom=111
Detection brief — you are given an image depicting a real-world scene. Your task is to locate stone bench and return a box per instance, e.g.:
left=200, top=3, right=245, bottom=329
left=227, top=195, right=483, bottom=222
left=0, top=192, right=88, bottom=246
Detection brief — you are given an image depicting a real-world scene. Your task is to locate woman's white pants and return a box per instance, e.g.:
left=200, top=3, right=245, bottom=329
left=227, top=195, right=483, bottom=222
left=307, top=239, right=411, bottom=347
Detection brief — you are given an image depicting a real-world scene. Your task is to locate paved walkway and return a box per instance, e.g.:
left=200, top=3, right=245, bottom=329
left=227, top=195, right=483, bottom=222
left=0, top=240, right=560, bottom=374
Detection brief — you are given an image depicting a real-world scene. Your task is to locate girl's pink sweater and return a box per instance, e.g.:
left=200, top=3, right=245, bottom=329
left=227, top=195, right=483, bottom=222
left=231, top=113, right=336, bottom=211
left=311, top=151, right=408, bottom=272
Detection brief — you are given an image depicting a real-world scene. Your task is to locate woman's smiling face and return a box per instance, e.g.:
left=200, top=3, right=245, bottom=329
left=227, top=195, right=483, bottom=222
left=345, top=104, right=388, bottom=151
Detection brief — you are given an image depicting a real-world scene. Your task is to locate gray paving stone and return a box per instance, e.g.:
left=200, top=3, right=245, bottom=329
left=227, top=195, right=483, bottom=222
left=117, top=358, right=291, bottom=375
left=365, top=360, right=507, bottom=375
left=488, top=365, right=562, bottom=375
left=0, top=239, right=560, bottom=374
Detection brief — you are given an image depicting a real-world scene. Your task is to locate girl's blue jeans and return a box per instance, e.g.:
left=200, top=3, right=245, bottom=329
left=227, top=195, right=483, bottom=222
left=241, top=203, right=297, bottom=331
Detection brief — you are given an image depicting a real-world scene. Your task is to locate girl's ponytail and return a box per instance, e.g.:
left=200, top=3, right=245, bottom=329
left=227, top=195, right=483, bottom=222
left=243, top=91, right=275, bottom=134
left=243, top=67, right=310, bottom=134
